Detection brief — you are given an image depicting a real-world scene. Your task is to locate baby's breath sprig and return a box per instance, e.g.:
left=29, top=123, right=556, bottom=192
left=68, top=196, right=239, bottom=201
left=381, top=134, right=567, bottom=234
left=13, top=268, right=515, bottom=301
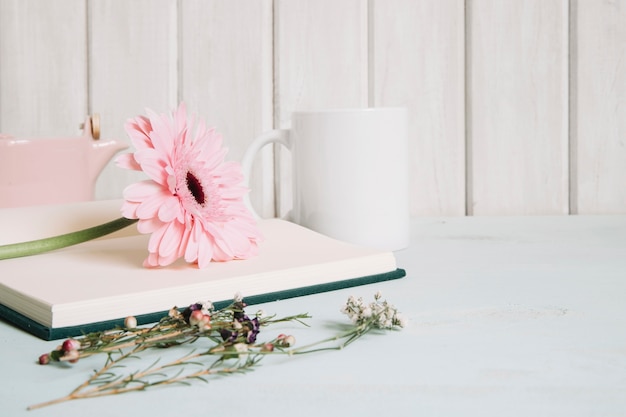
left=28, top=292, right=405, bottom=410
left=342, top=290, right=408, bottom=329
left=290, top=290, right=408, bottom=355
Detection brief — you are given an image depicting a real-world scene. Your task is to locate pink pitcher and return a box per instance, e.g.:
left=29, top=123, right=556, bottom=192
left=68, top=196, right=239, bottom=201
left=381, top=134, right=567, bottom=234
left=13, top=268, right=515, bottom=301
left=0, top=115, right=128, bottom=208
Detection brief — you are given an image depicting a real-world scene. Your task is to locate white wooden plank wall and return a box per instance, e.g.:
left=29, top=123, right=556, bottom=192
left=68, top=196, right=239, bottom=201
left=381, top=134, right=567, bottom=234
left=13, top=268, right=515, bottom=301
left=572, top=0, right=626, bottom=214
left=0, top=0, right=624, bottom=216
left=372, top=0, right=466, bottom=216
left=467, top=0, right=570, bottom=215
left=0, top=0, right=87, bottom=136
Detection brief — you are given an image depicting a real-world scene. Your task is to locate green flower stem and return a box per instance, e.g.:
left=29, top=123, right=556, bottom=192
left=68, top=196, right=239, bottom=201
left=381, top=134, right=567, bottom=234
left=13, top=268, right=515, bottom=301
left=0, top=217, right=138, bottom=261
left=287, top=323, right=372, bottom=355
left=28, top=349, right=254, bottom=410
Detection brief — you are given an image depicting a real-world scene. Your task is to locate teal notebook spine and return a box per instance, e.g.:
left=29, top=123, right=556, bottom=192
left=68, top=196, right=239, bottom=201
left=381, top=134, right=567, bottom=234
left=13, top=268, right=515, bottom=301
left=0, top=269, right=406, bottom=340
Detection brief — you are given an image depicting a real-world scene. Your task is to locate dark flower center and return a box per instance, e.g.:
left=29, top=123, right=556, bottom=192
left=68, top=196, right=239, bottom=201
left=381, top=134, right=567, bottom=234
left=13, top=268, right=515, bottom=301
left=186, top=171, right=206, bottom=205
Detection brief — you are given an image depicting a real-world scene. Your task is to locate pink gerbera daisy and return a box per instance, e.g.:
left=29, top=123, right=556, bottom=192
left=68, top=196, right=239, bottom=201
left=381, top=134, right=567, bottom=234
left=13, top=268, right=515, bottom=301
left=116, top=103, right=262, bottom=268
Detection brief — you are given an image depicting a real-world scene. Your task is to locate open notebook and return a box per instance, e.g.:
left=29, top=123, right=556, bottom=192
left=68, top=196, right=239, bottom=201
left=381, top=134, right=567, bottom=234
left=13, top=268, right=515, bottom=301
left=0, top=200, right=405, bottom=340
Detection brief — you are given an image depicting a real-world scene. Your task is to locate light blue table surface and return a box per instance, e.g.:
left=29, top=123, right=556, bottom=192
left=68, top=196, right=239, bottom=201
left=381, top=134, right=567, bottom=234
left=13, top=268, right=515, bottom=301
left=1, top=216, right=625, bottom=416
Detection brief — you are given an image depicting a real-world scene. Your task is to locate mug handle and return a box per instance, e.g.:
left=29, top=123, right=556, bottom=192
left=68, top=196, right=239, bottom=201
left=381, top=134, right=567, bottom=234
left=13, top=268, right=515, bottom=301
left=241, top=129, right=291, bottom=219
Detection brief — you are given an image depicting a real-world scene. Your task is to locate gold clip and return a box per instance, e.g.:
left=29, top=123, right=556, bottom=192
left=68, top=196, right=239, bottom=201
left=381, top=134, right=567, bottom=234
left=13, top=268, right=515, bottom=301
left=91, top=113, right=101, bottom=140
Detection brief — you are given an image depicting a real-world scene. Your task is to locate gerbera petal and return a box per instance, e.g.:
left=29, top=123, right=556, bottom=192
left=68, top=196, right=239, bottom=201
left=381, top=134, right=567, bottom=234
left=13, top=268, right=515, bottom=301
left=134, top=148, right=170, bottom=186
left=137, top=217, right=162, bottom=234
left=158, top=251, right=180, bottom=267
left=210, top=241, right=231, bottom=262
left=123, top=180, right=162, bottom=202
left=239, top=220, right=259, bottom=233
left=203, top=223, right=237, bottom=261
left=174, top=103, right=188, bottom=139
left=147, top=225, right=164, bottom=254
left=143, top=252, right=159, bottom=268
left=120, top=200, right=140, bottom=219
left=220, top=227, right=251, bottom=257
left=219, top=185, right=249, bottom=200
left=136, top=192, right=169, bottom=220
left=215, top=161, right=244, bottom=183
left=158, top=195, right=183, bottom=223
left=124, top=117, right=153, bottom=151
left=134, top=115, right=153, bottom=137
left=198, top=144, right=227, bottom=172
left=158, top=221, right=184, bottom=258
left=184, top=225, right=200, bottom=263
left=147, top=109, right=176, bottom=157
left=115, top=153, right=142, bottom=171
left=196, top=230, right=215, bottom=269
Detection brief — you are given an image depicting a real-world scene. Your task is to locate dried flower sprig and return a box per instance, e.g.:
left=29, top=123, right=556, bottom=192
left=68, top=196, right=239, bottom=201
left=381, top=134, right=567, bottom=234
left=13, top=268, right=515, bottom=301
left=28, top=292, right=405, bottom=410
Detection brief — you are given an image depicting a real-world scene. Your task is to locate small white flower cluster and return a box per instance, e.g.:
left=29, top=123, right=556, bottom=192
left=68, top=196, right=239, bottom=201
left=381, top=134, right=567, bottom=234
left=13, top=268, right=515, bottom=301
left=199, top=301, right=214, bottom=315
left=340, top=291, right=408, bottom=329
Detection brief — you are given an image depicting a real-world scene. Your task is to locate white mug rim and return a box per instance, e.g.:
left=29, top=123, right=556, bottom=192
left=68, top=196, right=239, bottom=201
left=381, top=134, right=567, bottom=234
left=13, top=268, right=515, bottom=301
left=292, top=107, right=406, bottom=116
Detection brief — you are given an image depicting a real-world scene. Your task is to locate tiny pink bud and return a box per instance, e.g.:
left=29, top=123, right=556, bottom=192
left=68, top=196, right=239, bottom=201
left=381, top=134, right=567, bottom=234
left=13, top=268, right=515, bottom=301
left=283, top=335, right=296, bottom=347
left=124, top=316, right=137, bottom=329
left=38, top=353, right=50, bottom=365
left=62, top=338, right=80, bottom=353
left=189, top=310, right=204, bottom=326
left=197, top=315, right=212, bottom=331
left=62, top=349, right=80, bottom=363
left=261, top=343, right=274, bottom=352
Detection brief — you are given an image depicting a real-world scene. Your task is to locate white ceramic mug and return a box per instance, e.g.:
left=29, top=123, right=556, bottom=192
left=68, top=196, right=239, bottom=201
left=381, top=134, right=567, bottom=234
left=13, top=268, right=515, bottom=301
left=242, top=108, right=410, bottom=251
